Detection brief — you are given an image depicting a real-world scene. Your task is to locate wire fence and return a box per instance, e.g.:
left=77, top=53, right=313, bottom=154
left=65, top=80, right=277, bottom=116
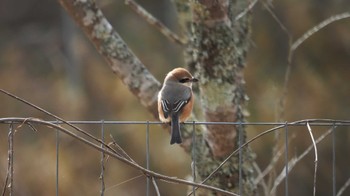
left=1, top=119, right=350, bottom=196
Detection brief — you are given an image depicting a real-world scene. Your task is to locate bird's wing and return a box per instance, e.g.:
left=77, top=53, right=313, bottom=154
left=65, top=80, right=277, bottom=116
left=173, top=99, right=188, bottom=113
left=160, top=84, right=192, bottom=117
left=161, top=99, right=170, bottom=118
left=161, top=96, right=190, bottom=118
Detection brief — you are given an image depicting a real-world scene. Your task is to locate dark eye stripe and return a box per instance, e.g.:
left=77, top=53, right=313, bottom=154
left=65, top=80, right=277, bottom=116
left=179, top=78, right=189, bottom=83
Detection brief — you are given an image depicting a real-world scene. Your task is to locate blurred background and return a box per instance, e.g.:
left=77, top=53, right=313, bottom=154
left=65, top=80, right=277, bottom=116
left=0, top=0, right=349, bottom=195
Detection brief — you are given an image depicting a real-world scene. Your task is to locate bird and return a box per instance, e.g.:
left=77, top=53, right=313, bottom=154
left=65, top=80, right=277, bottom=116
left=158, top=67, right=198, bottom=144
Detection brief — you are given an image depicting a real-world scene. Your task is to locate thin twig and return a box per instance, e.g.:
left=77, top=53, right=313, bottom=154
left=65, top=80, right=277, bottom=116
left=2, top=123, right=14, bottom=196
left=306, top=122, right=318, bottom=196
left=270, top=125, right=333, bottom=194
left=105, top=174, right=144, bottom=192
left=152, top=177, right=161, bottom=196
left=252, top=162, right=268, bottom=195
left=125, top=0, right=187, bottom=45
left=0, top=118, right=237, bottom=196
left=0, top=89, right=118, bottom=156
left=194, top=119, right=347, bottom=192
left=109, top=134, right=136, bottom=163
left=261, top=1, right=291, bottom=37
left=291, top=12, right=350, bottom=51
left=337, top=177, right=350, bottom=196
left=254, top=134, right=296, bottom=186
left=235, top=0, right=258, bottom=21
left=278, top=12, right=350, bottom=124
left=263, top=1, right=293, bottom=122
left=27, top=122, right=38, bottom=132
left=195, top=124, right=287, bottom=190
left=261, top=6, right=294, bottom=190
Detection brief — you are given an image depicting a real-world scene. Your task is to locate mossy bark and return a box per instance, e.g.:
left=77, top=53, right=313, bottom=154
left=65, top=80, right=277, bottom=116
left=174, top=0, right=257, bottom=195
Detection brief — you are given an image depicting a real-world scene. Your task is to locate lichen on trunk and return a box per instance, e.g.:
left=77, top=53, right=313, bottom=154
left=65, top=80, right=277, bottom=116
left=174, top=0, right=257, bottom=195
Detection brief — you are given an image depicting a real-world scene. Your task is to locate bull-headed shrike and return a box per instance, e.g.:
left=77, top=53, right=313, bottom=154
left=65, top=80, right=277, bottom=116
left=158, top=68, right=198, bottom=144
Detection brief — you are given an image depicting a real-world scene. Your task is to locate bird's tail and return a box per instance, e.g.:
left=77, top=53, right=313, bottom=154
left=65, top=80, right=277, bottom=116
left=170, top=113, right=182, bottom=144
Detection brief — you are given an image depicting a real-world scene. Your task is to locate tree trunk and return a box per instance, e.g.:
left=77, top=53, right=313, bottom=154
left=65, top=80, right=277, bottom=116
left=174, top=0, right=257, bottom=195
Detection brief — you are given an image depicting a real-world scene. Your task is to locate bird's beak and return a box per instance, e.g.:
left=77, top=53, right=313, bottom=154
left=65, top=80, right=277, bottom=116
left=191, top=77, right=198, bottom=82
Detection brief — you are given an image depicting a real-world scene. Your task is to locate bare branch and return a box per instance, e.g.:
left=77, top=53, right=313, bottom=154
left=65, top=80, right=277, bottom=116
left=254, top=134, right=296, bottom=186
left=105, top=174, right=143, bottom=192
left=58, top=0, right=161, bottom=117
left=152, top=177, right=161, bottom=196
left=261, top=2, right=291, bottom=37
left=276, top=12, right=350, bottom=123
left=270, top=125, right=333, bottom=194
left=260, top=0, right=292, bottom=123
left=2, top=123, right=14, bottom=196
left=198, top=119, right=349, bottom=192
left=252, top=161, right=269, bottom=195
left=306, top=122, right=318, bottom=196
left=291, top=12, right=350, bottom=51
left=235, top=0, right=258, bottom=21
left=0, top=88, right=118, bottom=156
left=0, top=89, right=232, bottom=194
left=196, top=122, right=286, bottom=190
left=125, top=0, right=187, bottom=45
left=337, top=177, right=350, bottom=196
left=0, top=118, right=238, bottom=196
left=109, top=134, right=136, bottom=163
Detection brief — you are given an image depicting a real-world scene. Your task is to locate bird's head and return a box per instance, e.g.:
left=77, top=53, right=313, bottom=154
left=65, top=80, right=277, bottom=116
left=164, top=68, right=198, bottom=87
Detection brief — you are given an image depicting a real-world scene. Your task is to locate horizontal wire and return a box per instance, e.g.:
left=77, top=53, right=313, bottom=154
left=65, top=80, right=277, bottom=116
left=0, top=118, right=350, bottom=126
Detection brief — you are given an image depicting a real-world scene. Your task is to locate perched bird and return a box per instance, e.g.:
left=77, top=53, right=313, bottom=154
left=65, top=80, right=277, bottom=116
left=158, top=68, right=198, bottom=144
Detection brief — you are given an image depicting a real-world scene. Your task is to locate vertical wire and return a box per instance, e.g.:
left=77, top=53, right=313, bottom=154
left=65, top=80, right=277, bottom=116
left=100, top=120, right=105, bottom=196
left=332, top=123, right=336, bottom=196
left=55, top=121, right=59, bottom=196
left=146, top=121, right=150, bottom=196
left=238, top=121, right=243, bottom=196
left=284, top=122, right=289, bottom=196
left=9, top=123, right=14, bottom=196
left=192, top=121, right=196, bottom=196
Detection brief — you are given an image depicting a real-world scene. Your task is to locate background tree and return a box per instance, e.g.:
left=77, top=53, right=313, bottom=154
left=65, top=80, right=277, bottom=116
left=0, top=0, right=350, bottom=195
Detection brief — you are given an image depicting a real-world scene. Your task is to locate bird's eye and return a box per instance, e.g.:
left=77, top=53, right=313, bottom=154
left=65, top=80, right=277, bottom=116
left=179, top=78, right=189, bottom=83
